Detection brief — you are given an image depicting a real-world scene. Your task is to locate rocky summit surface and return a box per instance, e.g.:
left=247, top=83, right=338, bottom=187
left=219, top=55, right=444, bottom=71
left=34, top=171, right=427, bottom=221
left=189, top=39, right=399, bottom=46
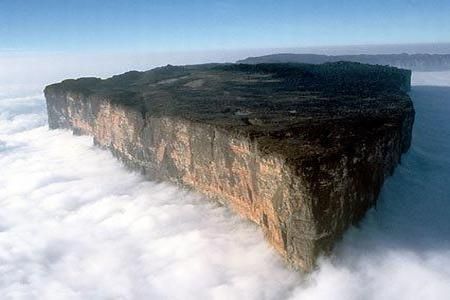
left=45, top=62, right=414, bottom=272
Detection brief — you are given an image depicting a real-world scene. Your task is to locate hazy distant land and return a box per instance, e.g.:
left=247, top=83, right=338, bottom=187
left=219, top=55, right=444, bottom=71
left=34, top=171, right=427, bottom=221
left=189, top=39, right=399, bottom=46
left=238, top=53, right=450, bottom=71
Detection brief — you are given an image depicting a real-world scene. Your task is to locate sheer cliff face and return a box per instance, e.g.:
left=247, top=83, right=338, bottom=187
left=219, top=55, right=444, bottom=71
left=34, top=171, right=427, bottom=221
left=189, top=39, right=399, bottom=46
left=44, top=63, right=414, bottom=272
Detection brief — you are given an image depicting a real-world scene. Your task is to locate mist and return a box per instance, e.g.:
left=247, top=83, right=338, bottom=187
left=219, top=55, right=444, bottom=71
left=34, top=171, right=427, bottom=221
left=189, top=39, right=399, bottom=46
left=412, top=71, right=450, bottom=86
left=1, top=53, right=450, bottom=299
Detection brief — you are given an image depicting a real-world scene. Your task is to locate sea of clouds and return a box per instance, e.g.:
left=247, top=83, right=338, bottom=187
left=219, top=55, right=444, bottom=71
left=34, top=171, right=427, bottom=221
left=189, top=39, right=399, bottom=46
left=1, top=53, right=450, bottom=299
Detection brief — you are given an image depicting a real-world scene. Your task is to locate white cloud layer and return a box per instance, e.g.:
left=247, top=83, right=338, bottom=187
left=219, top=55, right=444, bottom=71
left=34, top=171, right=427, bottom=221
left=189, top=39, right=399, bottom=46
left=412, top=71, right=450, bottom=86
left=1, top=56, right=450, bottom=299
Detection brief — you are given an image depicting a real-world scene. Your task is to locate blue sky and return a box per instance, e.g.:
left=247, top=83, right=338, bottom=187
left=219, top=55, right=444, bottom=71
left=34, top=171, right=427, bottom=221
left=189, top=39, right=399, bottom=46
left=1, top=0, right=450, bottom=52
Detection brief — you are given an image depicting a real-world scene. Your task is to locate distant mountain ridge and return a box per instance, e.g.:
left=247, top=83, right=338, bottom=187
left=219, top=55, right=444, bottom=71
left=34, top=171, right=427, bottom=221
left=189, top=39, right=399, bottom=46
left=237, top=53, right=450, bottom=71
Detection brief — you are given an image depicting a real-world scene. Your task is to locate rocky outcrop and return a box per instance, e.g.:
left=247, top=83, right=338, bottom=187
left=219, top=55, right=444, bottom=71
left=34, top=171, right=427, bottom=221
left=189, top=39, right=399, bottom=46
left=44, top=62, right=414, bottom=272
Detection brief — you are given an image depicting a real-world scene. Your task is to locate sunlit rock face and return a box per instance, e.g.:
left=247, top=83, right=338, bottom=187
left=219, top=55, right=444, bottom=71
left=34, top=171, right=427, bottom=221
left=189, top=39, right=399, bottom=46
left=44, top=62, right=414, bottom=271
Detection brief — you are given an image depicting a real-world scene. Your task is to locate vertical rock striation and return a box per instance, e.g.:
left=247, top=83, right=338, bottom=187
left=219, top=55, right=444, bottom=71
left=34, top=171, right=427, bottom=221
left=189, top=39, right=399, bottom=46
left=45, top=63, right=414, bottom=271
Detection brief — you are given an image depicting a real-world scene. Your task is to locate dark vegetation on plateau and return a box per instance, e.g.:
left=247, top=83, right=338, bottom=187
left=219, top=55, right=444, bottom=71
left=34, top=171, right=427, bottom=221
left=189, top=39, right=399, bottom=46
left=45, top=62, right=413, bottom=159
left=48, top=62, right=410, bottom=113
left=216, top=62, right=411, bottom=96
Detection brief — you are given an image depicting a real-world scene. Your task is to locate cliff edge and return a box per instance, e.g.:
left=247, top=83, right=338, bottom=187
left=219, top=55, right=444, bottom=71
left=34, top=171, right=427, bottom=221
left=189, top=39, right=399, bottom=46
left=44, top=62, right=414, bottom=272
